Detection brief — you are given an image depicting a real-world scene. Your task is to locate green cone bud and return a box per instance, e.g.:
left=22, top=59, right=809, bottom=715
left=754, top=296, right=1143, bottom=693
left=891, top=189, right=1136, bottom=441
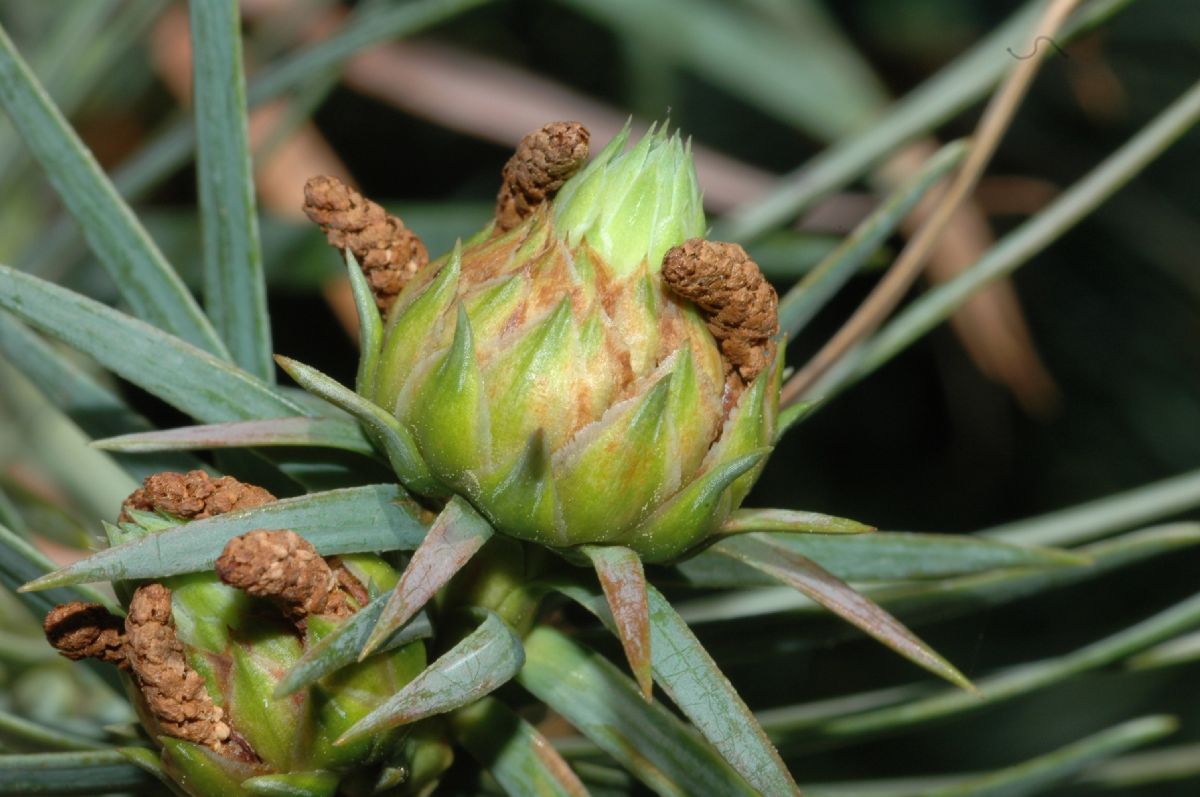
left=370, top=125, right=780, bottom=562
left=104, top=514, right=433, bottom=797
left=554, top=124, right=706, bottom=277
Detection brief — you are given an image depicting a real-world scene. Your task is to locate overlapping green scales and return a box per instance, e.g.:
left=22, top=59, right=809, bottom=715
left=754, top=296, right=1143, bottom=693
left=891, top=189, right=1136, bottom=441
left=407, top=305, right=490, bottom=491
left=478, top=430, right=560, bottom=546
left=700, top=346, right=784, bottom=508
left=371, top=245, right=462, bottom=414
left=371, top=124, right=781, bottom=559
left=554, top=372, right=675, bottom=543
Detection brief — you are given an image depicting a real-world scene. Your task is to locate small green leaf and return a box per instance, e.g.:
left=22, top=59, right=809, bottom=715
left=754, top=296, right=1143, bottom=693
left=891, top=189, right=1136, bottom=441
left=0, top=750, right=157, bottom=795
left=229, top=637, right=304, bottom=772
left=0, top=312, right=201, bottom=477
left=0, top=709, right=107, bottom=752
left=720, top=507, right=874, bottom=536
left=483, top=297, right=574, bottom=462
left=519, top=626, right=759, bottom=797
left=480, top=430, right=559, bottom=543
left=363, top=497, right=493, bottom=657
left=982, top=466, right=1200, bottom=547
left=0, top=522, right=116, bottom=615
left=276, top=596, right=431, bottom=697
left=581, top=545, right=653, bottom=701
left=681, top=530, right=1083, bottom=587
left=0, top=266, right=304, bottom=425
left=699, top=358, right=775, bottom=509
left=243, top=771, right=339, bottom=797
left=629, top=449, right=769, bottom=563
left=93, top=417, right=375, bottom=458
left=337, top=611, right=524, bottom=742
left=22, top=485, right=427, bottom=589
left=160, top=737, right=261, bottom=797
left=189, top=0, right=271, bottom=380
left=276, top=355, right=441, bottom=496
left=715, top=534, right=973, bottom=691
left=346, top=251, right=383, bottom=392
left=408, top=303, right=490, bottom=484
left=556, top=374, right=673, bottom=547
left=0, top=23, right=224, bottom=355
left=451, top=698, right=589, bottom=797
left=374, top=243, right=462, bottom=407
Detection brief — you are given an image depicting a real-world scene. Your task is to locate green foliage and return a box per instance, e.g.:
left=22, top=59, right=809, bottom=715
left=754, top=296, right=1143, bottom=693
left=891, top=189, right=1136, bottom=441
left=1, top=1, right=1199, bottom=796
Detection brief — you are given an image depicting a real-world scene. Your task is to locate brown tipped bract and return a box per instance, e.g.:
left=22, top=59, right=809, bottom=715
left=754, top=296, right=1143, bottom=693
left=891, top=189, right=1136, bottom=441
left=303, top=175, right=429, bottom=309
left=43, top=602, right=127, bottom=667
left=495, top=121, right=589, bottom=231
left=121, top=470, right=275, bottom=523
left=662, top=239, right=779, bottom=385
left=216, top=529, right=354, bottom=626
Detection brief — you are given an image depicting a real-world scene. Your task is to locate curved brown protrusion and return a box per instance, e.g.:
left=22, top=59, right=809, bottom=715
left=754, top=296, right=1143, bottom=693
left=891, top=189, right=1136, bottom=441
left=661, top=239, right=779, bottom=385
left=216, top=529, right=355, bottom=628
left=43, top=602, right=128, bottom=667
left=303, top=175, right=429, bottom=310
left=120, top=470, right=275, bottom=524
left=124, top=584, right=240, bottom=755
left=495, top=121, right=590, bottom=232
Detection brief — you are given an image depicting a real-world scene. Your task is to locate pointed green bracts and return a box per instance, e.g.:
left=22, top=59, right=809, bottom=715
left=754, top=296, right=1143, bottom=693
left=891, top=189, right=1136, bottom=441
left=369, top=126, right=782, bottom=562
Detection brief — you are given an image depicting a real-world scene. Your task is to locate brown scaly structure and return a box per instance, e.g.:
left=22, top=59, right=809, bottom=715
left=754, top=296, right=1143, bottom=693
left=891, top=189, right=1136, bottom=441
left=43, top=602, right=128, bottom=667
left=120, top=470, right=275, bottom=524
left=495, top=121, right=590, bottom=232
left=661, top=239, right=779, bottom=387
left=124, top=583, right=247, bottom=757
left=303, top=175, right=428, bottom=310
left=216, top=530, right=355, bottom=628
left=41, top=473, right=276, bottom=759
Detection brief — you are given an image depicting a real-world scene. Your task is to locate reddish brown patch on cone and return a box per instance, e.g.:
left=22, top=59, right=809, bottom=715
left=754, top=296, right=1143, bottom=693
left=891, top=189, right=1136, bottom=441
left=120, top=470, right=275, bottom=524
left=125, top=584, right=245, bottom=757
left=495, top=122, right=590, bottom=232
left=43, top=602, right=128, bottom=667
left=216, top=530, right=354, bottom=628
left=303, top=175, right=428, bottom=310
left=661, top=239, right=779, bottom=386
